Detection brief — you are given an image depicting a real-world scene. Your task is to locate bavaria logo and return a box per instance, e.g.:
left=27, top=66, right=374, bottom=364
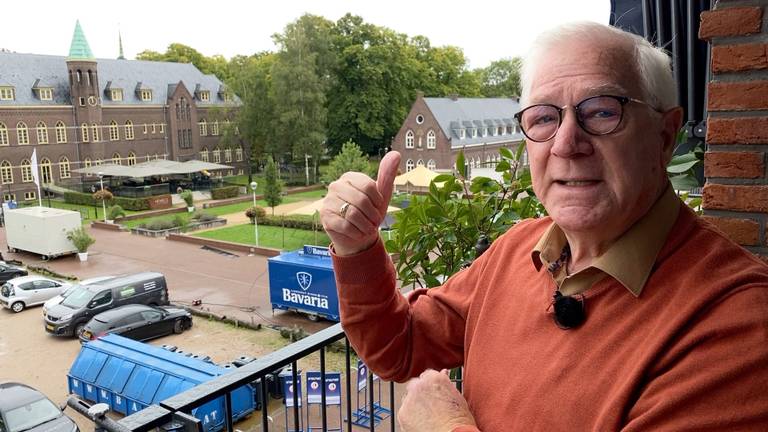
left=297, top=272, right=312, bottom=291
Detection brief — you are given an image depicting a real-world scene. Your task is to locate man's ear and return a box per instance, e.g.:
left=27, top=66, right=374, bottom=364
left=660, top=106, right=685, bottom=163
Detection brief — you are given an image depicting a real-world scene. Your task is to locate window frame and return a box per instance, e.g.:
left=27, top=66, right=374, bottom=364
left=59, top=157, right=71, bottom=179
left=16, top=122, right=29, bottom=145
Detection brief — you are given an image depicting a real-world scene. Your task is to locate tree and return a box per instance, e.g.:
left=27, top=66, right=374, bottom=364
left=477, top=57, right=522, bottom=98
left=232, top=53, right=277, bottom=163
left=321, top=140, right=371, bottom=184
left=263, top=155, right=283, bottom=215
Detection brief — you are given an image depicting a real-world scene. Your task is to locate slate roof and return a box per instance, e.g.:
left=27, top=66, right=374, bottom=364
left=0, top=52, right=239, bottom=107
left=423, top=97, right=523, bottom=147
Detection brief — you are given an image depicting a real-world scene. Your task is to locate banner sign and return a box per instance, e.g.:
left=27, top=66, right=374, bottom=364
left=282, top=374, right=303, bottom=408
left=307, top=371, right=342, bottom=405
left=303, top=245, right=330, bottom=257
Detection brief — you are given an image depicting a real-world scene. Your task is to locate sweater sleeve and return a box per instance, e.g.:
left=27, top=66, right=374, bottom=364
left=331, top=238, right=484, bottom=382
left=622, top=285, right=768, bottom=431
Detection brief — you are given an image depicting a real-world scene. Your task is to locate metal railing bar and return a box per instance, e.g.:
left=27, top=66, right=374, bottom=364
left=368, top=372, right=375, bottom=432
left=345, top=338, right=353, bottom=432
left=292, top=361, right=300, bottom=432
left=224, top=392, right=234, bottom=432
left=321, top=348, right=328, bottom=431
left=261, top=379, right=270, bottom=432
left=389, top=382, right=395, bottom=432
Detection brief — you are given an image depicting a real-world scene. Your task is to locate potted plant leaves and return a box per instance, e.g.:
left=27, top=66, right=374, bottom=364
left=66, top=227, right=95, bottom=262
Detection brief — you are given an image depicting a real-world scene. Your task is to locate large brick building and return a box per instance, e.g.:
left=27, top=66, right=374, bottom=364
left=0, top=21, right=245, bottom=202
left=391, top=95, right=526, bottom=175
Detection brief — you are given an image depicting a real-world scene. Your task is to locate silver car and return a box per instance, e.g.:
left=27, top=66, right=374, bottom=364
left=0, top=276, right=71, bottom=313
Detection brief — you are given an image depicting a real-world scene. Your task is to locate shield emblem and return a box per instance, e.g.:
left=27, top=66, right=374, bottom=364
left=297, top=272, right=312, bottom=291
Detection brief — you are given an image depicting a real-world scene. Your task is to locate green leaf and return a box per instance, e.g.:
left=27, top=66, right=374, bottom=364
left=666, top=160, right=700, bottom=174
left=423, top=273, right=441, bottom=288
left=669, top=173, right=700, bottom=190
left=495, top=160, right=511, bottom=172
left=499, top=147, right=514, bottom=160
left=433, top=174, right=455, bottom=183
left=514, top=142, right=526, bottom=161
left=455, top=151, right=466, bottom=177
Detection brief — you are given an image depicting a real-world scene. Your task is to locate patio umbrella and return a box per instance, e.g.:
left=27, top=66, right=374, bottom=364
left=393, top=165, right=441, bottom=193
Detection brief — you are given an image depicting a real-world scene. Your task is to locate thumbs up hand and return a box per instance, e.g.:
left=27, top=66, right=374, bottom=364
left=321, top=151, right=401, bottom=256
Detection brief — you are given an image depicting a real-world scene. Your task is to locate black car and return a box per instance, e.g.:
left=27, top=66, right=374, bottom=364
left=0, top=263, right=26, bottom=284
left=80, top=304, right=192, bottom=343
left=0, top=381, right=78, bottom=432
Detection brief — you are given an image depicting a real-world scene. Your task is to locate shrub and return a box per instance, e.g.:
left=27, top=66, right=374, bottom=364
left=180, top=190, right=194, bottom=207
left=64, top=191, right=152, bottom=211
left=245, top=206, right=266, bottom=224
left=66, top=227, right=95, bottom=253
left=191, top=210, right=217, bottom=222
left=211, top=186, right=239, bottom=200
left=173, top=214, right=189, bottom=232
left=260, top=214, right=317, bottom=230
left=92, top=189, right=114, bottom=202
left=106, top=205, right=126, bottom=220
left=144, top=219, right=177, bottom=231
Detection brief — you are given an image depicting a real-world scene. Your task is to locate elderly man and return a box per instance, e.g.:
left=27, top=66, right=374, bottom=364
left=321, top=22, right=768, bottom=431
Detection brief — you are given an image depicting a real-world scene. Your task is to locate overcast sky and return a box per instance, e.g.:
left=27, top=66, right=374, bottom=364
left=2, top=0, right=610, bottom=69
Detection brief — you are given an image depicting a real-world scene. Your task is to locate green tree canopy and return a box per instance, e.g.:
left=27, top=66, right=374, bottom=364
left=477, top=57, right=522, bottom=98
left=263, top=155, right=283, bottom=214
left=321, top=140, right=371, bottom=184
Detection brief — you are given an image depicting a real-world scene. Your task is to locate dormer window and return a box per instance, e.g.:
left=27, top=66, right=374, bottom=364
left=111, top=89, right=123, bottom=101
left=199, top=91, right=210, bottom=102
left=38, top=88, right=53, bottom=101
left=471, top=128, right=477, bottom=138
left=140, top=90, right=152, bottom=101
left=0, top=87, right=15, bottom=101
left=460, top=129, right=466, bottom=139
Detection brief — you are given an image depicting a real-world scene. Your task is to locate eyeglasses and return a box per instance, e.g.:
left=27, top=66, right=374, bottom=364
left=514, top=95, right=658, bottom=143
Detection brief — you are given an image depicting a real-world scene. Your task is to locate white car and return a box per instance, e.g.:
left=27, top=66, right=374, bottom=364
left=0, top=276, right=72, bottom=313
left=41, top=275, right=117, bottom=315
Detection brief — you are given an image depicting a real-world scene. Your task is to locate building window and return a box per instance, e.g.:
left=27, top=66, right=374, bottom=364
left=127, top=152, right=136, bottom=166
left=91, top=123, right=100, bottom=142
left=0, top=87, right=15, bottom=101
left=238, top=169, right=243, bottom=175
left=459, top=129, right=466, bottom=139
left=151, top=123, right=156, bottom=134
left=199, top=120, right=207, bottom=136
left=39, top=88, right=53, bottom=101
left=427, top=130, right=436, bottom=149
left=406, top=159, right=415, bottom=172
left=143, top=124, right=148, bottom=134
left=140, top=90, right=152, bottom=101
left=81, top=124, right=89, bottom=142
left=159, top=123, right=164, bottom=133
left=16, top=122, right=29, bottom=145
left=212, top=121, right=219, bottom=136
left=112, top=153, right=121, bottom=165
left=3, top=193, right=15, bottom=202
left=427, top=159, right=436, bottom=170
left=20, top=159, right=32, bottom=183
left=111, top=89, right=123, bottom=101
left=55, top=121, right=67, bottom=143
left=224, top=148, right=232, bottom=163
left=95, top=159, right=103, bottom=166
left=405, top=130, right=414, bottom=149
left=79, top=97, right=86, bottom=106
left=417, top=159, right=424, bottom=167
left=212, top=148, right=221, bottom=163
left=125, top=120, right=134, bottom=140
left=416, top=114, right=424, bottom=124
left=200, top=148, right=209, bottom=162
left=59, top=157, right=71, bottom=179
left=40, top=158, right=52, bottom=184
left=199, top=91, right=210, bottom=102
left=0, top=123, right=8, bottom=146
left=235, top=147, right=243, bottom=162
left=83, top=157, right=92, bottom=168
left=109, top=121, right=119, bottom=141
left=0, top=161, right=13, bottom=184
left=24, top=191, right=36, bottom=201
left=472, top=128, right=478, bottom=138
left=36, top=122, right=49, bottom=144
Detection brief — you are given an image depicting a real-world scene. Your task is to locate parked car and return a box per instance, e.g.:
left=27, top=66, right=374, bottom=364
left=0, top=263, right=26, bottom=284
left=80, top=304, right=192, bottom=343
left=0, top=276, right=71, bottom=313
left=42, top=275, right=118, bottom=316
left=45, top=272, right=170, bottom=337
left=0, top=381, right=78, bottom=432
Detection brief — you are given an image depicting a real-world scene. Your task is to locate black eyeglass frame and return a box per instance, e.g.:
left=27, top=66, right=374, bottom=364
left=513, top=95, right=657, bottom=143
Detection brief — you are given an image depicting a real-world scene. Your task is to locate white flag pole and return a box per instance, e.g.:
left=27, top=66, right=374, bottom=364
left=31, top=149, right=42, bottom=206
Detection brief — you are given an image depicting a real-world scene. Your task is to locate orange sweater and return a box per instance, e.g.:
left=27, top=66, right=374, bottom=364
left=332, top=207, right=768, bottom=431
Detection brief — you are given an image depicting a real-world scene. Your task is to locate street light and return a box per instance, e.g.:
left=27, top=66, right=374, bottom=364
left=250, top=181, right=259, bottom=247
left=98, top=172, right=106, bottom=223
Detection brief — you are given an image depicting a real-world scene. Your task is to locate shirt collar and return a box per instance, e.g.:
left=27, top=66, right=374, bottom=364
left=531, top=184, right=680, bottom=297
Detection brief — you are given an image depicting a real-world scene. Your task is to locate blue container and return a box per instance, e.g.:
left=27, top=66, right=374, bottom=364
left=67, top=334, right=255, bottom=431
left=268, top=245, right=340, bottom=321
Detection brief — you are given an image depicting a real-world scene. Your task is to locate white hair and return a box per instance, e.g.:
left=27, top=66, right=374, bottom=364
left=520, top=21, right=678, bottom=111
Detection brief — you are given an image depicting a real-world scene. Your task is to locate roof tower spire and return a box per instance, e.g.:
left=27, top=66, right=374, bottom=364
left=118, top=29, right=125, bottom=60
left=68, top=20, right=94, bottom=59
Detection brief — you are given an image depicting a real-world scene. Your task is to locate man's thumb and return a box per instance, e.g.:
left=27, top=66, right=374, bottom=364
left=376, top=151, right=401, bottom=211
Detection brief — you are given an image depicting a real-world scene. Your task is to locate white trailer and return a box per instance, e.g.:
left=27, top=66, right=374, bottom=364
left=5, top=207, right=82, bottom=259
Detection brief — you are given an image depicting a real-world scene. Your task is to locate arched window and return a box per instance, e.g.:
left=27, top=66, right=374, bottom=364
left=224, top=148, right=232, bottom=163
left=109, top=121, right=119, bottom=141
left=427, top=130, right=436, bottom=149
left=405, top=130, right=414, bottom=149
left=212, top=121, right=219, bottom=136
left=0, top=160, right=13, bottom=184
left=112, top=153, right=122, bottom=165
left=200, top=148, right=209, bottom=162
left=469, top=158, right=475, bottom=169
left=0, top=122, right=8, bottom=146
left=76, top=70, right=82, bottom=83
left=198, top=119, right=208, bottom=136
left=55, top=121, right=67, bottom=143
left=83, top=157, right=92, bottom=168
left=36, top=121, right=48, bottom=144
left=124, top=120, right=134, bottom=140
left=16, top=122, right=29, bottom=145
left=59, top=157, right=71, bottom=179
left=406, top=159, right=415, bottom=172
left=486, top=155, right=492, bottom=165
left=212, top=147, right=221, bottom=163
left=40, top=158, right=52, bottom=184
left=95, top=159, right=103, bottom=166
left=416, top=159, right=424, bottom=167
left=427, top=159, right=436, bottom=170
left=91, top=123, right=100, bottom=142
left=127, top=152, right=136, bottom=166
left=20, top=159, right=32, bottom=182
left=235, top=147, right=243, bottom=162
left=81, top=123, right=89, bottom=142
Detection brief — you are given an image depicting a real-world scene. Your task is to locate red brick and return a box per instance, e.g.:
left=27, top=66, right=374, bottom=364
left=708, top=81, right=768, bottom=111
left=707, top=117, right=768, bottom=144
left=703, top=183, right=768, bottom=212
left=705, top=151, right=764, bottom=178
left=700, top=7, right=763, bottom=39
left=712, top=43, right=768, bottom=73
left=701, top=215, right=760, bottom=245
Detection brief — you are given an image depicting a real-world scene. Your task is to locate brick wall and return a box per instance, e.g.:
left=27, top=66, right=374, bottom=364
left=700, top=1, right=768, bottom=254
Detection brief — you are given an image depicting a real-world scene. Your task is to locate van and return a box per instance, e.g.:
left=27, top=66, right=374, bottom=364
left=43, top=272, right=169, bottom=337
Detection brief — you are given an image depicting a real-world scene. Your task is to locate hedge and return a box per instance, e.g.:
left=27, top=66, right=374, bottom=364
left=64, top=191, right=152, bottom=211
left=211, top=186, right=240, bottom=200
left=260, top=214, right=318, bottom=231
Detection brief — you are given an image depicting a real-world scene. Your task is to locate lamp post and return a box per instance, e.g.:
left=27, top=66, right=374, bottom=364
left=250, top=181, right=259, bottom=247
left=98, top=172, right=106, bottom=222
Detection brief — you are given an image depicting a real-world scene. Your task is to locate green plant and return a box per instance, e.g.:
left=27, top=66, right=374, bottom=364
left=106, top=205, right=126, bottom=220
left=64, top=191, right=153, bottom=211
left=245, top=206, right=266, bottom=224
left=211, top=186, right=239, bottom=200
left=180, top=190, right=194, bottom=207
left=66, top=227, right=95, bottom=253
left=263, top=155, right=284, bottom=214
left=321, top=140, right=371, bottom=184
left=191, top=210, right=217, bottom=222
left=92, top=189, right=113, bottom=203
left=173, top=214, right=190, bottom=232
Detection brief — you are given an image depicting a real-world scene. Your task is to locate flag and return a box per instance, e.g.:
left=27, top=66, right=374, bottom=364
left=31, top=148, right=40, bottom=187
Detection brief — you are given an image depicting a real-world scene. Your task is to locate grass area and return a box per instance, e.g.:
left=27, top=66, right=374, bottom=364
left=17, top=199, right=140, bottom=224
left=193, top=223, right=331, bottom=250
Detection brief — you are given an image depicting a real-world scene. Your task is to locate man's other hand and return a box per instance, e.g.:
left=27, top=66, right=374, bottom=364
left=321, top=151, right=401, bottom=256
left=398, top=369, right=478, bottom=432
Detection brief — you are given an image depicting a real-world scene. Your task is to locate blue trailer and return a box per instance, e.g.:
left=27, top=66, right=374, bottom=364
left=268, top=245, right=340, bottom=321
left=67, top=334, right=255, bottom=431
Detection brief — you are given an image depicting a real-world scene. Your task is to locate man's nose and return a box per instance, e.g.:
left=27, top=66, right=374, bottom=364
left=550, top=109, right=593, bottom=158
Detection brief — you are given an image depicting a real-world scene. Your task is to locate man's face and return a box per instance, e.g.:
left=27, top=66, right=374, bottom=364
left=526, top=39, right=674, bottom=238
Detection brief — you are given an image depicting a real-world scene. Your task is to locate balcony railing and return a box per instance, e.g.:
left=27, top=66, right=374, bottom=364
left=67, top=323, right=399, bottom=432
